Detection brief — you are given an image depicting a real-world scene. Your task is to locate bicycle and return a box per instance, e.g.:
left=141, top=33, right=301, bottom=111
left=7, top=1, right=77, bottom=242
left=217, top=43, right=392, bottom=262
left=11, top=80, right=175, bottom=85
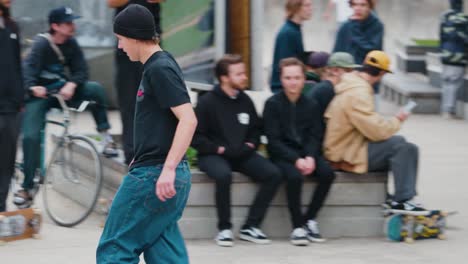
left=13, top=93, right=103, bottom=227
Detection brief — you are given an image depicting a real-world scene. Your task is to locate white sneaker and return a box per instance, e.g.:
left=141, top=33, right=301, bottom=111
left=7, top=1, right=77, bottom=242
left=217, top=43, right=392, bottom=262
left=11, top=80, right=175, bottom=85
left=305, top=220, right=326, bottom=243
left=290, top=228, right=309, bottom=246
left=101, top=135, right=118, bottom=157
left=215, top=229, right=234, bottom=247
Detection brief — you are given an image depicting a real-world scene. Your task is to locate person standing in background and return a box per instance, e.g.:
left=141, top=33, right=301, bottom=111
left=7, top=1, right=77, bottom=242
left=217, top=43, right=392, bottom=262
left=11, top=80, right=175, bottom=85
left=270, top=0, right=312, bottom=93
left=0, top=0, right=23, bottom=212
left=439, top=0, right=468, bottom=119
left=107, top=0, right=163, bottom=165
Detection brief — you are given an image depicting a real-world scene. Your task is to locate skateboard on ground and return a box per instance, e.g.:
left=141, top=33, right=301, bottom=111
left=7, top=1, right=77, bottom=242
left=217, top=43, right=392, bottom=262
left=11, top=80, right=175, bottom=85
left=384, top=209, right=450, bottom=243
left=0, top=208, right=42, bottom=244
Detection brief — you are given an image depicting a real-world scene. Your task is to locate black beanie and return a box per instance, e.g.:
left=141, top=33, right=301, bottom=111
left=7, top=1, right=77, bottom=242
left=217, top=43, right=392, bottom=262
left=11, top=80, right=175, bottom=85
left=114, top=4, right=157, bottom=40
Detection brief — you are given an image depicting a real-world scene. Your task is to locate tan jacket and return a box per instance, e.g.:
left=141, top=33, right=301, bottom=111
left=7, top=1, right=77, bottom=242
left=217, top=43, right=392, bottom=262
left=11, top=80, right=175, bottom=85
left=324, top=73, right=401, bottom=173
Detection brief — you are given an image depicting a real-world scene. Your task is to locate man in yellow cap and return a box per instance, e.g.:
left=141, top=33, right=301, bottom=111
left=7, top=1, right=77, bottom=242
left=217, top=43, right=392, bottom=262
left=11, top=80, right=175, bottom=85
left=323, top=50, right=428, bottom=215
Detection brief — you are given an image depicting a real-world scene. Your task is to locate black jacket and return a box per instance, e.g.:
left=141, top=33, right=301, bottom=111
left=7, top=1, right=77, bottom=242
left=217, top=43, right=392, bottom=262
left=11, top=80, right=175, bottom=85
left=306, top=80, right=335, bottom=144
left=0, top=18, right=23, bottom=113
left=22, top=35, right=88, bottom=96
left=192, top=85, right=261, bottom=159
left=263, top=91, right=322, bottom=163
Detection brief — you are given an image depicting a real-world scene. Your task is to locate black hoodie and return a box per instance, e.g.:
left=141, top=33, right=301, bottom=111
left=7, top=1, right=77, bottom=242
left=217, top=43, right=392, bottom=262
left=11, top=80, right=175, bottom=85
left=263, top=91, right=322, bottom=163
left=0, top=14, right=23, bottom=113
left=192, top=85, right=261, bottom=160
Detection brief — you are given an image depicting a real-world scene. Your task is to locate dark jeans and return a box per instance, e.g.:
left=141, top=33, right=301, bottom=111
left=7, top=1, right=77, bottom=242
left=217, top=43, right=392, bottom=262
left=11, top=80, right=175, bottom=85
left=22, top=81, right=111, bottom=190
left=275, top=156, right=336, bottom=229
left=115, top=49, right=143, bottom=165
left=97, top=162, right=191, bottom=264
left=0, top=113, right=20, bottom=212
left=198, top=153, right=282, bottom=230
left=368, top=135, right=419, bottom=202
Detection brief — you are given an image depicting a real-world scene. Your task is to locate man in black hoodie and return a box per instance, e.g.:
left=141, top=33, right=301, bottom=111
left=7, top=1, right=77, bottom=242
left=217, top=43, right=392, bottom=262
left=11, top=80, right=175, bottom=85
left=192, top=54, right=282, bottom=247
left=263, top=57, right=336, bottom=246
left=0, top=0, right=23, bottom=212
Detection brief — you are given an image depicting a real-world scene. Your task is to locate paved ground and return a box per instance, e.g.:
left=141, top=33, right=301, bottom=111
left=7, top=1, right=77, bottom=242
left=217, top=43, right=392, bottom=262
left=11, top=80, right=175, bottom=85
left=1, top=99, right=468, bottom=264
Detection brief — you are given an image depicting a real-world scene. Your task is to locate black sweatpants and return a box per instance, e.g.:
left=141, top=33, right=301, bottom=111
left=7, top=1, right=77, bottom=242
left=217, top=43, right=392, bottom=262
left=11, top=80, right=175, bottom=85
left=115, top=49, right=143, bottom=165
left=198, top=153, right=283, bottom=231
left=0, top=113, right=20, bottom=212
left=275, top=156, right=336, bottom=229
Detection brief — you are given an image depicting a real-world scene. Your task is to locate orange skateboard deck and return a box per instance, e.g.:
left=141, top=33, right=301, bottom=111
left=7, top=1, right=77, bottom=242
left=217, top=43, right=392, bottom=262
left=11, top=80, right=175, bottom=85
left=0, top=208, right=42, bottom=243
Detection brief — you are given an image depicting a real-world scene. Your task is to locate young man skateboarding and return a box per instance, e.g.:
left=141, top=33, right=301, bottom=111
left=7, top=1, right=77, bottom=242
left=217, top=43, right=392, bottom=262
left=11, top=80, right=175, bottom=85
left=96, top=5, right=197, bottom=263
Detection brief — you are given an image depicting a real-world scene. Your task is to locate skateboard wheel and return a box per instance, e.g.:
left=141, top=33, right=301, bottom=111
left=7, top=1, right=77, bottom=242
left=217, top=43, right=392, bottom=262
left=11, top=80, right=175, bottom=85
left=0, top=215, right=5, bottom=221
left=0, top=240, right=6, bottom=246
left=33, top=208, right=42, bottom=214
left=98, top=198, right=107, bottom=205
left=404, top=237, right=414, bottom=243
left=438, top=234, right=446, bottom=240
left=33, top=234, right=41, bottom=239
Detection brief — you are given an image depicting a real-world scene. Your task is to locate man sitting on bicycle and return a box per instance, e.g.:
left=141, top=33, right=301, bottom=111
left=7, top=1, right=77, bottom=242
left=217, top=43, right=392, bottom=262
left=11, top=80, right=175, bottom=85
left=14, top=6, right=118, bottom=208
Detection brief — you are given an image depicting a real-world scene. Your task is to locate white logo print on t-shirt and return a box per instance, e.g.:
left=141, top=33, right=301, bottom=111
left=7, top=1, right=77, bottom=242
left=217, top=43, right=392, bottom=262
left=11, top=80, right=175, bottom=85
left=237, top=113, right=250, bottom=125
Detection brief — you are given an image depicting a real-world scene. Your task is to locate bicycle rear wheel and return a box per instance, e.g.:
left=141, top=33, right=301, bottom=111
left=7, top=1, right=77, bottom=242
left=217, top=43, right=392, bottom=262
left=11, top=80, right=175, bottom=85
left=43, top=135, right=103, bottom=227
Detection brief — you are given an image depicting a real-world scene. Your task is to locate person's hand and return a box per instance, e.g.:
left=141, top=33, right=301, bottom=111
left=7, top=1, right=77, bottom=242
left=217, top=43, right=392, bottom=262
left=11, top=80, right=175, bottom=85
left=217, top=146, right=225, bottom=155
left=295, top=158, right=309, bottom=175
left=245, top=142, right=255, bottom=149
left=156, top=167, right=176, bottom=202
left=30, top=86, right=47, bottom=98
left=396, top=110, right=409, bottom=122
left=59, top=82, right=77, bottom=100
left=304, top=156, right=316, bottom=175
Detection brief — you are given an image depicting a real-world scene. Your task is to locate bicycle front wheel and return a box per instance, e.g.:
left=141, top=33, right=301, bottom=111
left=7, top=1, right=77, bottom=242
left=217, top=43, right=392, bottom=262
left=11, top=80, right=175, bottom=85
left=43, top=135, right=103, bottom=227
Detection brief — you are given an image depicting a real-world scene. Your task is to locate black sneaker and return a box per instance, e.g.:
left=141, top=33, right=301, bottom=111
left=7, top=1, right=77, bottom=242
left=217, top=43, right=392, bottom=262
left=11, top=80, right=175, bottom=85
left=239, top=226, right=271, bottom=244
left=304, top=220, right=326, bottom=243
left=290, top=228, right=309, bottom=246
left=389, top=200, right=430, bottom=216
left=215, top=229, right=234, bottom=247
left=102, top=141, right=119, bottom=158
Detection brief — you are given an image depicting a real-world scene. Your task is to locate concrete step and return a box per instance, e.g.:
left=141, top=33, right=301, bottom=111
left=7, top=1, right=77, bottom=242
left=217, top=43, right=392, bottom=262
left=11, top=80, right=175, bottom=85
left=55, top=141, right=388, bottom=239
left=381, top=72, right=441, bottom=113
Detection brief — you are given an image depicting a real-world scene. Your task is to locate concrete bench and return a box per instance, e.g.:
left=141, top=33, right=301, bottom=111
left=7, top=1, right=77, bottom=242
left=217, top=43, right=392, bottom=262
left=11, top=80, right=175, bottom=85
left=381, top=72, right=441, bottom=114
left=67, top=144, right=388, bottom=239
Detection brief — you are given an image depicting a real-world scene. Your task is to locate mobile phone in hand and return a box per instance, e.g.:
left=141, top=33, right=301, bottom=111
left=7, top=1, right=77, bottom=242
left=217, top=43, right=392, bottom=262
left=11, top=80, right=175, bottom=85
left=403, top=100, right=417, bottom=114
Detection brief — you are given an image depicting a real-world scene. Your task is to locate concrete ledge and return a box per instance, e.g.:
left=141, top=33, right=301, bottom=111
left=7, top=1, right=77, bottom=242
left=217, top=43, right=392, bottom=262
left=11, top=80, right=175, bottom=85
left=63, top=142, right=388, bottom=239
left=381, top=72, right=441, bottom=113
left=99, top=153, right=387, bottom=238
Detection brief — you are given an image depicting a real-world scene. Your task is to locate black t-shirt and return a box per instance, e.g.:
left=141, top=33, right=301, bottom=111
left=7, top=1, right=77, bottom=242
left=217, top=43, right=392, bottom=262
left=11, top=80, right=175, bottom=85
left=130, top=51, right=190, bottom=169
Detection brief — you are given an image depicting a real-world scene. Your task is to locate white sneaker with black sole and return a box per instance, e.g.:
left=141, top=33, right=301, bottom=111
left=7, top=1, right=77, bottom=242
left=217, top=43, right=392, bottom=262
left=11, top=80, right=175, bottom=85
left=305, top=220, right=326, bottom=243
left=239, top=226, right=271, bottom=244
left=290, top=228, right=309, bottom=246
left=215, top=229, right=234, bottom=247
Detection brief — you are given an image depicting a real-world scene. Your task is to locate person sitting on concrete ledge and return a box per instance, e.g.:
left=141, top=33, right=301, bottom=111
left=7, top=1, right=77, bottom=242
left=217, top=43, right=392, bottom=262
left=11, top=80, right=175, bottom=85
left=15, top=6, right=118, bottom=208
left=324, top=50, right=428, bottom=215
left=263, top=57, right=336, bottom=246
left=302, top=51, right=330, bottom=94
left=192, top=54, right=283, bottom=247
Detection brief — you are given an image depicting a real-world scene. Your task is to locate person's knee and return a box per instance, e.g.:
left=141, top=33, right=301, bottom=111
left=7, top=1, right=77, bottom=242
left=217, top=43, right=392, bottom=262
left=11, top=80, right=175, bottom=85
left=213, top=170, right=232, bottom=187
left=22, top=130, right=41, bottom=143
left=286, top=171, right=303, bottom=185
left=390, top=135, right=406, bottom=145
left=405, top=142, right=419, bottom=157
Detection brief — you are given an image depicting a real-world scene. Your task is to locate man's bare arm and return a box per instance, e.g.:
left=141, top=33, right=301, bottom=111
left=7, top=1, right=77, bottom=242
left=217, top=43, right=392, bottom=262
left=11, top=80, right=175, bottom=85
left=156, top=103, right=197, bottom=201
